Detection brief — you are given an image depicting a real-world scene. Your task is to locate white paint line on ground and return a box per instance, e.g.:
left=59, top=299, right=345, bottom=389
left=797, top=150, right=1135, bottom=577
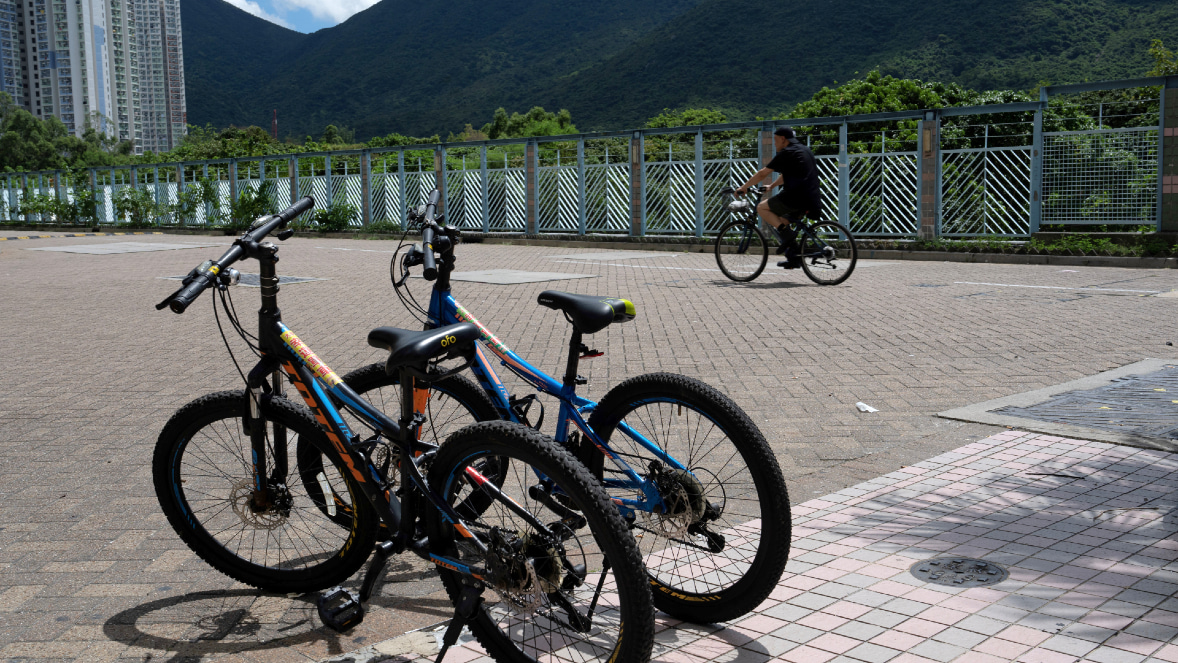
left=550, top=259, right=722, bottom=273
left=316, top=246, right=397, bottom=253
left=953, top=281, right=1161, bottom=294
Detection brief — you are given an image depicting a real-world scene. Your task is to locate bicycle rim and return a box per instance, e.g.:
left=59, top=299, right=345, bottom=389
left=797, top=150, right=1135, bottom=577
left=799, top=221, right=857, bottom=285
left=714, top=222, right=767, bottom=281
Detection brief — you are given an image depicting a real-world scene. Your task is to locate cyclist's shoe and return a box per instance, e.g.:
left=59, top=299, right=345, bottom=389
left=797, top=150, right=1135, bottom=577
left=777, top=258, right=803, bottom=270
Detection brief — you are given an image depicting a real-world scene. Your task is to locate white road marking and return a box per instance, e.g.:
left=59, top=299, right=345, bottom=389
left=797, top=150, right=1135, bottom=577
left=550, top=259, right=722, bottom=273
left=953, top=281, right=1161, bottom=294
left=316, top=246, right=397, bottom=253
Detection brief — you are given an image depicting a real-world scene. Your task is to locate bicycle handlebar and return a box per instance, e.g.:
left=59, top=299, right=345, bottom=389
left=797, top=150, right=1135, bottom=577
left=157, top=196, right=317, bottom=313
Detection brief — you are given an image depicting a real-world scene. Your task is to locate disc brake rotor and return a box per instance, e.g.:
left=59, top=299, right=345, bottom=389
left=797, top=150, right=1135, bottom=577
left=229, top=478, right=290, bottom=530
left=642, top=469, right=707, bottom=540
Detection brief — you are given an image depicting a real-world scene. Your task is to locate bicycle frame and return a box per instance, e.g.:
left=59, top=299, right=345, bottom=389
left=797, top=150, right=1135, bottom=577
left=425, top=284, right=683, bottom=519
left=243, top=249, right=563, bottom=583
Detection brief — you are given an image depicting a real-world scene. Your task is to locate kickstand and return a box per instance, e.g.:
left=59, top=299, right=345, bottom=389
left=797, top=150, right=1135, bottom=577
left=359, top=541, right=395, bottom=602
left=435, top=583, right=484, bottom=663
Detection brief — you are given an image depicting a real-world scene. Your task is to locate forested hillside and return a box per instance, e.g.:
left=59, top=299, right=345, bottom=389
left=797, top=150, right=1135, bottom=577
left=180, top=0, right=1178, bottom=137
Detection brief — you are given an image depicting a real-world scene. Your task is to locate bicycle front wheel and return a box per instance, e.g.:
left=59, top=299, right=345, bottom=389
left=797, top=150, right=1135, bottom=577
left=714, top=221, right=768, bottom=281
left=799, top=220, right=857, bottom=285
left=426, top=421, right=654, bottom=663
left=153, top=391, right=377, bottom=592
left=586, top=373, right=791, bottom=623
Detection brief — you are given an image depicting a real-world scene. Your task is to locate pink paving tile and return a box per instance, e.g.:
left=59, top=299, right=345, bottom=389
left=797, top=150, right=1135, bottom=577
left=869, top=630, right=925, bottom=651
left=652, top=649, right=707, bottom=663
left=1152, top=644, right=1178, bottom=663
left=1104, top=633, right=1164, bottom=656
left=939, top=596, right=990, bottom=613
left=802, top=499, right=837, bottom=510
left=975, top=637, right=1033, bottom=659
left=684, top=635, right=737, bottom=659
left=1142, top=609, right=1178, bottom=628
left=731, top=614, right=788, bottom=635
left=1036, top=574, right=1084, bottom=591
left=796, top=612, right=849, bottom=631
left=958, top=587, right=1007, bottom=604
left=780, top=645, right=836, bottom=663
left=903, top=588, right=953, bottom=605
left=870, top=580, right=915, bottom=598
left=438, top=647, right=484, bottom=663
left=1079, top=611, right=1134, bottom=631
left=955, top=653, right=1009, bottom=663
left=1017, top=647, right=1083, bottom=663
left=803, top=566, right=850, bottom=581
left=858, top=564, right=901, bottom=580
left=827, top=557, right=869, bottom=573
left=823, top=512, right=856, bottom=523
left=894, top=618, right=948, bottom=638
left=807, top=633, right=860, bottom=655
left=815, top=543, right=860, bottom=556
left=1051, top=565, right=1101, bottom=581
left=1107, top=562, right=1153, bottom=578
left=879, top=554, right=922, bottom=569
left=916, top=606, right=967, bottom=625
left=995, top=625, right=1051, bottom=647
left=781, top=575, right=825, bottom=591
left=890, top=656, right=941, bottom=663
left=767, top=585, right=803, bottom=602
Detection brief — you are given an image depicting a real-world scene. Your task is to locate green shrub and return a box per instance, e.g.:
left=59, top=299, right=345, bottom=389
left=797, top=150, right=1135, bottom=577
left=301, top=192, right=359, bottom=232
left=113, top=187, right=165, bottom=227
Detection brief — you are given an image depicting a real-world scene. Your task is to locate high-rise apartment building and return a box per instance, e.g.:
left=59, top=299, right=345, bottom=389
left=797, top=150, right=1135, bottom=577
left=0, top=0, right=182, bottom=153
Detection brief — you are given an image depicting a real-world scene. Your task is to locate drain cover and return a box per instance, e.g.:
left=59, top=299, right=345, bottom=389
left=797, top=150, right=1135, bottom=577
left=910, top=558, right=1008, bottom=587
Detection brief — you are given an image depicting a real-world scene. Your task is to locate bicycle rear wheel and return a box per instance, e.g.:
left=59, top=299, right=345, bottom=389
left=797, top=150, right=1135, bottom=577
left=426, top=421, right=654, bottom=663
left=153, top=391, right=377, bottom=592
left=585, top=373, right=791, bottom=623
left=714, top=220, right=768, bottom=281
left=798, top=220, right=857, bottom=285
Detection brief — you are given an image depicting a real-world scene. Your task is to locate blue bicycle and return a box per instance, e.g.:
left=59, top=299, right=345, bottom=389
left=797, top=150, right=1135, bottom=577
left=341, top=188, right=792, bottom=623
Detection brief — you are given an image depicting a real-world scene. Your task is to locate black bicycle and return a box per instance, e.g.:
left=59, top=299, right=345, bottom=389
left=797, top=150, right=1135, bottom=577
left=151, top=195, right=654, bottom=663
left=714, top=185, right=858, bottom=284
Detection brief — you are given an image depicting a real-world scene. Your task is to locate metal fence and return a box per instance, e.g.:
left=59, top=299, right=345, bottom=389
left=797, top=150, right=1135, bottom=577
left=3, top=76, right=1174, bottom=238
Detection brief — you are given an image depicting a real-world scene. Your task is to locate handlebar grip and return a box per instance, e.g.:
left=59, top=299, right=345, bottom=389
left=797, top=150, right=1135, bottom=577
left=167, top=272, right=215, bottom=314
left=421, top=226, right=438, bottom=280
left=277, top=196, right=315, bottom=223
left=424, top=189, right=442, bottom=222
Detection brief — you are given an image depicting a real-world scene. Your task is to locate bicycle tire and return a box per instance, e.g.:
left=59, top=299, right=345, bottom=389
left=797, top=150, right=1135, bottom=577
left=585, top=373, right=791, bottom=623
left=798, top=220, right=857, bottom=285
left=714, top=220, right=768, bottom=282
left=425, top=421, right=654, bottom=663
left=153, top=391, right=378, bottom=592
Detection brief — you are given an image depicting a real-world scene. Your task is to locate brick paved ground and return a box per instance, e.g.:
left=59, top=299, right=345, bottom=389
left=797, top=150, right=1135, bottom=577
left=2, top=234, right=1178, bottom=662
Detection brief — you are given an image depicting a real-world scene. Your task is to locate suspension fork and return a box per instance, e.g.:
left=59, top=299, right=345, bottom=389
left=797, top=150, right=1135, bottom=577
left=245, top=356, right=284, bottom=506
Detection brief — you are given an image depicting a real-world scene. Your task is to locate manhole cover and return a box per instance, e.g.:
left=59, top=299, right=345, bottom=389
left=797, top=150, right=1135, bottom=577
left=910, top=557, right=1008, bottom=587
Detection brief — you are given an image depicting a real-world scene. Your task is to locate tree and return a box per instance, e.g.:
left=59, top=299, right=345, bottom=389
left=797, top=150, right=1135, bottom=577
left=1148, top=39, right=1177, bottom=76
left=481, top=106, right=577, bottom=139
left=644, top=108, right=728, bottom=128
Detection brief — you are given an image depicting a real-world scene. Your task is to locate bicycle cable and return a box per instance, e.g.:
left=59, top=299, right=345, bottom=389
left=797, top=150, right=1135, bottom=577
left=212, top=286, right=256, bottom=389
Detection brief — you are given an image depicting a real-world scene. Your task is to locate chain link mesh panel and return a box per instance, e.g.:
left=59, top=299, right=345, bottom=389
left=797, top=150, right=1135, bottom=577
left=1042, top=128, right=1158, bottom=226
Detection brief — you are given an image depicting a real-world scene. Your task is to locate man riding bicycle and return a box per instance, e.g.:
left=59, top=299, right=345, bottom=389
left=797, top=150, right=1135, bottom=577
left=736, top=127, right=823, bottom=269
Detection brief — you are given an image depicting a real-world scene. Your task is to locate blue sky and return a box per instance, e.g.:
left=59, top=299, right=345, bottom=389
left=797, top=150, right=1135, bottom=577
left=223, top=0, right=379, bottom=33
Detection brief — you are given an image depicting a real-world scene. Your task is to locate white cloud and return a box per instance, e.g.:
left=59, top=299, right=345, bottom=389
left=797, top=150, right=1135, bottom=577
left=270, top=0, right=381, bottom=24
left=223, top=0, right=295, bottom=29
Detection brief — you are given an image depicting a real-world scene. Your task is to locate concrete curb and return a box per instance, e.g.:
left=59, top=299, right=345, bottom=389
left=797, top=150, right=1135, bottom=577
left=937, top=358, right=1178, bottom=452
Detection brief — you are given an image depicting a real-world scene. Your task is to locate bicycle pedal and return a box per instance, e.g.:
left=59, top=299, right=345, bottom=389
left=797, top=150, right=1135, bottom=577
left=317, top=586, right=365, bottom=632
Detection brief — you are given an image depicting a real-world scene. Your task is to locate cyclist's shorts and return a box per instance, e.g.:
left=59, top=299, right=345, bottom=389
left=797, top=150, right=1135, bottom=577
left=767, top=194, right=820, bottom=221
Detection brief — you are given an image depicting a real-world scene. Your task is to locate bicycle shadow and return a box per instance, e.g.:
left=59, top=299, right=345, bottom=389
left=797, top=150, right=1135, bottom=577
left=710, top=278, right=812, bottom=289
left=102, top=587, right=453, bottom=663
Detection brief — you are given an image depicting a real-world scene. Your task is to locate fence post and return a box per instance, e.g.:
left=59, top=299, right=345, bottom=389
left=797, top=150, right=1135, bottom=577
left=838, top=122, right=850, bottom=229
left=20, top=173, right=28, bottom=224
left=361, top=151, right=371, bottom=226
left=323, top=155, right=332, bottom=208
left=629, top=132, right=644, bottom=237
left=89, top=169, right=98, bottom=226
left=288, top=158, right=297, bottom=205
left=153, top=166, right=162, bottom=225
left=434, top=147, right=446, bottom=214
left=481, top=146, right=490, bottom=233
left=1030, top=89, right=1046, bottom=235
left=398, top=151, right=407, bottom=229
left=577, top=138, right=587, bottom=235
left=1160, top=79, right=1177, bottom=232
left=526, top=140, right=538, bottom=235
left=917, top=112, right=940, bottom=239
left=694, top=129, right=705, bottom=237
left=229, top=160, right=238, bottom=211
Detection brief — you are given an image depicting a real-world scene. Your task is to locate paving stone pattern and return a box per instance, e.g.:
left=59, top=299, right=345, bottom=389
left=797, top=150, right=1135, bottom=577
left=3, top=236, right=1178, bottom=661
left=359, top=431, right=1178, bottom=663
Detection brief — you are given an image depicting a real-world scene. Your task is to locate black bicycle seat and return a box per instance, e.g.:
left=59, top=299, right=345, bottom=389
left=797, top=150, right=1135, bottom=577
left=367, top=323, right=480, bottom=369
left=537, top=291, right=636, bottom=334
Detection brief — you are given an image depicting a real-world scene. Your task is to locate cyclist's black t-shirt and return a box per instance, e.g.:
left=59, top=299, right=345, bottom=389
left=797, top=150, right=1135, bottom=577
left=766, top=142, right=823, bottom=218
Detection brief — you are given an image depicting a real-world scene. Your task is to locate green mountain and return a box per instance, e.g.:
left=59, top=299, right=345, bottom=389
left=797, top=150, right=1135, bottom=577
left=182, top=0, right=1178, bottom=139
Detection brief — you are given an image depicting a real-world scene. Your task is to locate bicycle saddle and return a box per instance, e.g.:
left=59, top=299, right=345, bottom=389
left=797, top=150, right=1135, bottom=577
left=537, top=291, right=636, bottom=334
left=367, top=322, right=480, bottom=370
